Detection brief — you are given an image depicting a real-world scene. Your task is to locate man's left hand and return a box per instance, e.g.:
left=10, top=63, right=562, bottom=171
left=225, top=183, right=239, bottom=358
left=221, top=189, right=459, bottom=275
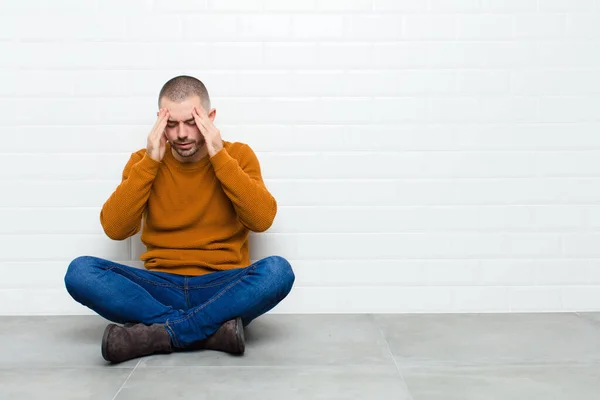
left=193, top=105, right=223, bottom=157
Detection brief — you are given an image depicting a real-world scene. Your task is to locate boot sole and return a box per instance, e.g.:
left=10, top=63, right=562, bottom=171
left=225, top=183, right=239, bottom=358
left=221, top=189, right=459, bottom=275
left=101, top=324, right=118, bottom=362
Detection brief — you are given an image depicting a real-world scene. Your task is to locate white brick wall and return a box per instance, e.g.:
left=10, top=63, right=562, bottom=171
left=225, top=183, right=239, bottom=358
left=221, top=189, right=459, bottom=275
left=1, top=0, right=600, bottom=315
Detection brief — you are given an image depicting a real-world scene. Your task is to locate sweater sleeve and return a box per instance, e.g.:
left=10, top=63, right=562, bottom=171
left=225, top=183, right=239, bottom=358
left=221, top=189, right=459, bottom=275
left=210, top=144, right=277, bottom=232
left=100, top=151, right=161, bottom=240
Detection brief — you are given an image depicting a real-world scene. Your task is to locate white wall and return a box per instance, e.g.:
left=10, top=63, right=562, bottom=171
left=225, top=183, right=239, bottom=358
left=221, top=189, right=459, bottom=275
left=1, top=0, right=600, bottom=315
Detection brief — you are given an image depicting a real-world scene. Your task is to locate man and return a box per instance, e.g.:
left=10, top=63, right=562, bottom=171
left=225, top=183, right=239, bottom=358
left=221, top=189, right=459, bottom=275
left=64, top=75, right=295, bottom=363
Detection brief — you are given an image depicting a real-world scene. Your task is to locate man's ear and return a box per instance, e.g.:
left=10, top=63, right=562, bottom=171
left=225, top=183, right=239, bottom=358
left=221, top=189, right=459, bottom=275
left=208, top=108, right=216, bottom=121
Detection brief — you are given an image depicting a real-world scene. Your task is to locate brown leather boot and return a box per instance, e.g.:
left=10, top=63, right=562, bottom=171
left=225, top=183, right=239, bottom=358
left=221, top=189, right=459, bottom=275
left=101, top=323, right=173, bottom=363
left=191, top=317, right=245, bottom=354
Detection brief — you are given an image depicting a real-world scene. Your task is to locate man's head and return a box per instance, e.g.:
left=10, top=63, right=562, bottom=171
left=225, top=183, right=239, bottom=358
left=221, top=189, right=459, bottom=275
left=158, top=75, right=216, bottom=160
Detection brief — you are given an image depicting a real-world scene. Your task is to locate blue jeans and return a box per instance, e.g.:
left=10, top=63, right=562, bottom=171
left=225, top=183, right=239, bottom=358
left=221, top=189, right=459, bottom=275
left=64, top=255, right=295, bottom=349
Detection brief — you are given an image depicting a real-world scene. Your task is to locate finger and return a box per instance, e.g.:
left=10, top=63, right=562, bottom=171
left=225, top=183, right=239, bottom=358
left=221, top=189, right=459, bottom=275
left=154, top=111, right=170, bottom=138
left=152, top=108, right=165, bottom=130
left=192, top=107, right=206, bottom=130
left=193, top=106, right=205, bottom=119
left=195, top=106, right=210, bottom=123
left=158, top=110, right=170, bottom=129
left=196, top=103, right=209, bottom=117
left=155, top=108, right=169, bottom=127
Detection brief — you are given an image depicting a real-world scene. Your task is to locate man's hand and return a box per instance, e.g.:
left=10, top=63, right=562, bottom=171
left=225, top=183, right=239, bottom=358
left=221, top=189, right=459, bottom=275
left=193, top=105, right=223, bottom=157
left=146, top=108, right=170, bottom=162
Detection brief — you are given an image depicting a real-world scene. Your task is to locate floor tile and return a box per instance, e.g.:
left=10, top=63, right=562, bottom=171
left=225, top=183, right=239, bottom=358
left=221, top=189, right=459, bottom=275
left=115, top=366, right=410, bottom=400
left=140, top=314, right=395, bottom=367
left=374, top=313, right=600, bottom=367
left=578, top=312, right=600, bottom=326
left=0, top=367, right=132, bottom=400
left=401, top=364, right=600, bottom=400
left=0, top=316, right=137, bottom=368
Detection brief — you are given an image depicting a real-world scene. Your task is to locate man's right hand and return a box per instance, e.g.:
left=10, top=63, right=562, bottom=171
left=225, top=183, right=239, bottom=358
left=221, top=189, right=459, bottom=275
left=146, top=108, right=170, bottom=162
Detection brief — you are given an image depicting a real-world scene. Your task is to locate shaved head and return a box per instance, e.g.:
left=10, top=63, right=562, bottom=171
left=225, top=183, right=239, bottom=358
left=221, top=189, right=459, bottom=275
left=158, top=75, right=211, bottom=109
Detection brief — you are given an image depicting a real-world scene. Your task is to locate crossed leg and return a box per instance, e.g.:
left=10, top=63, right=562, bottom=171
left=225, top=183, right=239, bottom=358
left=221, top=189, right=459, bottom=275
left=64, top=255, right=295, bottom=348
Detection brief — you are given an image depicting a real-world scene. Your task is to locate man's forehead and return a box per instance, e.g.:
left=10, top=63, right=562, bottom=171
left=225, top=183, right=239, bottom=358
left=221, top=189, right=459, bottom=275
left=166, top=106, right=194, bottom=121
left=167, top=114, right=194, bottom=122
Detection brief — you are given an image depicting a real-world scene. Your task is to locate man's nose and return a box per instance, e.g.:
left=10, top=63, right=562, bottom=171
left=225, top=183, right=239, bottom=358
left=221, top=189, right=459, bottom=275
left=176, top=122, right=189, bottom=139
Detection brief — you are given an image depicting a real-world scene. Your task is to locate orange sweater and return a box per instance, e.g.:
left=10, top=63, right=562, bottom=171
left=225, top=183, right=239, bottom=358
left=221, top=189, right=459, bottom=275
left=100, top=141, right=277, bottom=276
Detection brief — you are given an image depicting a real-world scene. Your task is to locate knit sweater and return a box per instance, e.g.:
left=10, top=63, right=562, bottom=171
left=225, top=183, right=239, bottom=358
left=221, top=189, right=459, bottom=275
left=100, top=140, right=277, bottom=276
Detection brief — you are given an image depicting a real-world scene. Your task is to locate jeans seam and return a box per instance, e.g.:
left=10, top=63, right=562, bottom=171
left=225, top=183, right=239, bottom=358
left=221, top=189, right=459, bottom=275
left=169, top=262, right=259, bottom=326
left=184, top=277, right=190, bottom=310
left=108, top=266, right=181, bottom=289
left=164, top=323, right=181, bottom=348
left=165, top=276, right=248, bottom=348
left=172, top=275, right=249, bottom=327
left=186, top=268, right=248, bottom=289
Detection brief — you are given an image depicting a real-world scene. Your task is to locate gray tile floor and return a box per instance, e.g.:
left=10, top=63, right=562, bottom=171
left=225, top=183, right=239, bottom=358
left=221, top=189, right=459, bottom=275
left=1, top=313, right=600, bottom=399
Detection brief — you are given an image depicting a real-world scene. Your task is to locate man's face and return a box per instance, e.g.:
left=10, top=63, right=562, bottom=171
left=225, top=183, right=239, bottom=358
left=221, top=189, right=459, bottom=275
left=159, top=95, right=215, bottom=159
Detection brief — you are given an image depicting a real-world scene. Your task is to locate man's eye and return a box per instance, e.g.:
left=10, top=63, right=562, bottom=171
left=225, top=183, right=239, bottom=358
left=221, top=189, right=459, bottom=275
left=187, top=121, right=196, bottom=125
left=167, top=123, right=176, bottom=128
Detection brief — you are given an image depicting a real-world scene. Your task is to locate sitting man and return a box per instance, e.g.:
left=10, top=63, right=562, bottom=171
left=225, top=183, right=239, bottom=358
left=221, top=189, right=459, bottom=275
left=64, top=75, right=295, bottom=363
